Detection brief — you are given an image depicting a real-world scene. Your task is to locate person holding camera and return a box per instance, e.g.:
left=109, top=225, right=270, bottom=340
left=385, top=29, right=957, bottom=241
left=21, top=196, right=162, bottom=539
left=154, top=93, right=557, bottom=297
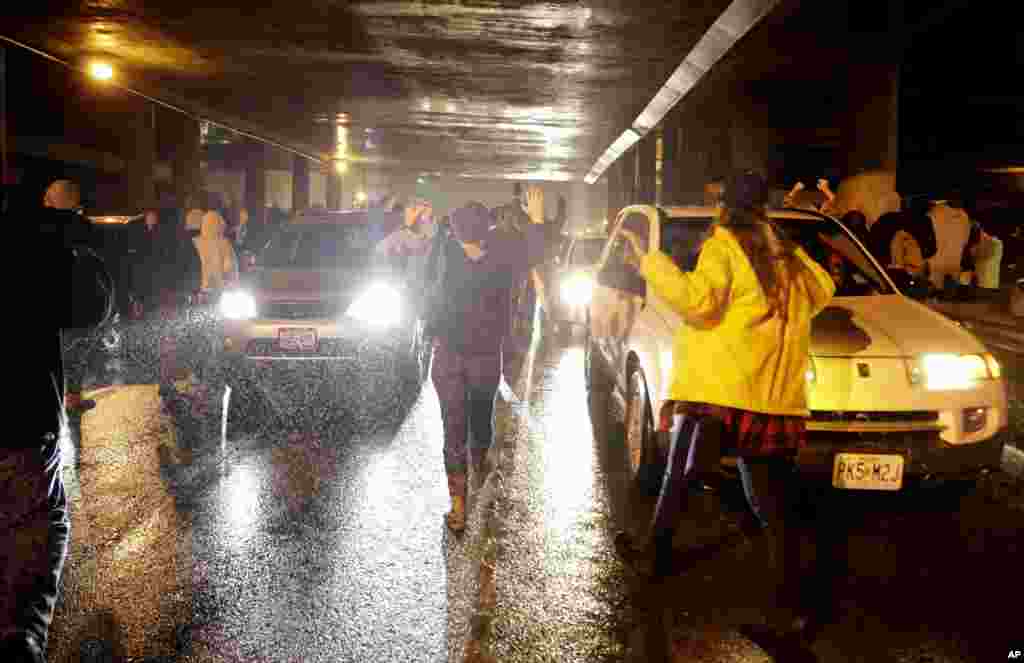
left=1, top=206, right=115, bottom=662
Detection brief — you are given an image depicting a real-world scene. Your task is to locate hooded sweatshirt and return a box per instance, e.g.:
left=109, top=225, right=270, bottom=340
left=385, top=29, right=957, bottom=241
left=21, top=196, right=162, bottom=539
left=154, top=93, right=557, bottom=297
left=195, top=210, right=238, bottom=291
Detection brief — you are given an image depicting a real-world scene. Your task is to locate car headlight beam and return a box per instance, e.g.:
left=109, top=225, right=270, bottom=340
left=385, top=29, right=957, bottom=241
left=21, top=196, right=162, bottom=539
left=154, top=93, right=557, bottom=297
left=346, top=282, right=402, bottom=328
left=919, top=352, right=998, bottom=390
left=220, top=290, right=257, bottom=320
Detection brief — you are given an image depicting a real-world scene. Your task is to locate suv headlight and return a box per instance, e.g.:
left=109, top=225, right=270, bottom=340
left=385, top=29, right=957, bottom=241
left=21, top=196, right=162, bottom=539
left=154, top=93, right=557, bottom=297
left=220, top=290, right=257, bottom=320
left=918, top=352, right=1000, bottom=390
left=561, top=271, right=594, bottom=306
left=346, top=281, right=402, bottom=328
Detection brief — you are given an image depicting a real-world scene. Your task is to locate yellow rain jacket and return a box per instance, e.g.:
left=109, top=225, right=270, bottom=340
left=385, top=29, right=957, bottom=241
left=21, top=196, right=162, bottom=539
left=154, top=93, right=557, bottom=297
left=640, top=226, right=836, bottom=416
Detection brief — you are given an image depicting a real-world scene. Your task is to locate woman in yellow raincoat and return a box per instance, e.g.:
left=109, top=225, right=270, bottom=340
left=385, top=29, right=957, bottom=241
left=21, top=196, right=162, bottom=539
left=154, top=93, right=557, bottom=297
left=616, top=171, right=835, bottom=640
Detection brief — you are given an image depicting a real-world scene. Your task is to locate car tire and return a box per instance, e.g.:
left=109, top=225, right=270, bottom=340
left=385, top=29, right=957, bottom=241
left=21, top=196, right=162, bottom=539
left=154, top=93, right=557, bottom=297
left=624, top=367, right=661, bottom=495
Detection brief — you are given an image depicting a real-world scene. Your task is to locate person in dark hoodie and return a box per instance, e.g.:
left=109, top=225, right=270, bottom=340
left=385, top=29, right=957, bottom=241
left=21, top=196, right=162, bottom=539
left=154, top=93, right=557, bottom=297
left=425, top=201, right=550, bottom=532
left=131, top=208, right=203, bottom=400
left=1, top=206, right=114, bottom=663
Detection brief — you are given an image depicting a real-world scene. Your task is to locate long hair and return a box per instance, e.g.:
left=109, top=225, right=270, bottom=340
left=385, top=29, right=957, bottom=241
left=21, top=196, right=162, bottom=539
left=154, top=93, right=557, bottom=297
left=713, top=206, right=799, bottom=321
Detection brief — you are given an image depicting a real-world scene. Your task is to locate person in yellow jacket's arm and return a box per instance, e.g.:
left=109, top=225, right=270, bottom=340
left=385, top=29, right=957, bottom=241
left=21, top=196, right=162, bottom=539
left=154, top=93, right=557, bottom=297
left=615, top=171, right=836, bottom=645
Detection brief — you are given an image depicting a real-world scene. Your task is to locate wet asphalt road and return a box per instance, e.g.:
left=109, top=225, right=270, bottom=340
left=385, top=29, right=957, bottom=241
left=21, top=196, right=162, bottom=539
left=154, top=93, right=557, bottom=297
left=48, top=340, right=477, bottom=662
left=47, top=321, right=1024, bottom=662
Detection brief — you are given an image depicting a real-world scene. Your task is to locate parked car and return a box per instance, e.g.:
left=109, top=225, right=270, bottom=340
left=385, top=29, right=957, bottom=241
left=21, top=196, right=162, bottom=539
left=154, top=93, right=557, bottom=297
left=551, top=233, right=606, bottom=333
left=214, top=208, right=430, bottom=422
left=587, top=204, right=1009, bottom=493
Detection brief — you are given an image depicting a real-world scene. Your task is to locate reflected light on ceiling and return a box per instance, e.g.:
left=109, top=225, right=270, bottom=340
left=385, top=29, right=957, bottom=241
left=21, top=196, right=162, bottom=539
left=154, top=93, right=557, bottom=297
left=584, top=0, right=780, bottom=185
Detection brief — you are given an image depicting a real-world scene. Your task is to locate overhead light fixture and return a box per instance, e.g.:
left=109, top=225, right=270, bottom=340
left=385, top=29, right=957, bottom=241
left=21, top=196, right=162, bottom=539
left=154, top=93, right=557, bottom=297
left=583, top=0, right=780, bottom=184
left=584, top=128, right=641, bottom=184
left=87, top=60, right=114, bottom=81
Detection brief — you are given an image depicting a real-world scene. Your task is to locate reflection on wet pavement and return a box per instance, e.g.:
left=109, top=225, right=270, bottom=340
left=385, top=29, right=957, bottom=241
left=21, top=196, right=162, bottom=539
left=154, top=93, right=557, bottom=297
left=41, top=328, right=1024, bottom=662
left=47, top=375, right=474, bottom=662
left=488, top=345, right=629, bottom=662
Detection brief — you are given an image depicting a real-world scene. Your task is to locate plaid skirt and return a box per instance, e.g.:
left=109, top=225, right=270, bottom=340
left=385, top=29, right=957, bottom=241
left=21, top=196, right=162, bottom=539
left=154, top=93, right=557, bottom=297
left=675, top=401, right=806, bottom=457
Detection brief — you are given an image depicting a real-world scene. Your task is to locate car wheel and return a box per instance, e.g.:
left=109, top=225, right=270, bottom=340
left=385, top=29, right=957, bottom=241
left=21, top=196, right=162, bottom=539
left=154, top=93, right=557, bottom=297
left=624, top=367, right=660, bottom=493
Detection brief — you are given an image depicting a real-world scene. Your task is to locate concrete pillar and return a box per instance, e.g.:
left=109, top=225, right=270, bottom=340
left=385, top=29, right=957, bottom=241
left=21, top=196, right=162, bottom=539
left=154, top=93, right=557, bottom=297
left=637, top=132, right=657, bottom=204
left=844, top=62, right=899, bottom=174
left=660, top=121, right=680, bottom=206
left=326, top=171, right=342, bottom=210
left=244, top=140, right=266, bottom=225
left=171, top=115, right=201, bottom=210
left=292, top=154, right=310, bottom=212
left=1, top=46, right=9, bottom=191
left=605, top=158, right=623, bottom=228
left=621, top=146, right=637, bottom=207
left=132, top=100, right=157, bottom=210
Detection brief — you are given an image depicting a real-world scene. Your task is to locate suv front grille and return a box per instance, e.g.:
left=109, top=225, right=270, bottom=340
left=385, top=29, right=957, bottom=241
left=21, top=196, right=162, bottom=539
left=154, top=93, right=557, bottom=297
left=809, top=411, right=939, bottom=424
left=262, top=301, right=339, bottom=320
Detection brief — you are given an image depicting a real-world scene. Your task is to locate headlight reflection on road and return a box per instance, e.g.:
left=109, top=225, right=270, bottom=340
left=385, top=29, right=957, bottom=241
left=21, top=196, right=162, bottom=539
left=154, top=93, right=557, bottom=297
left=347, top=281, right=402, bottom=327
left=540, top=347, right=595, bottom=539
left=217, top=461, right=263, bottom=548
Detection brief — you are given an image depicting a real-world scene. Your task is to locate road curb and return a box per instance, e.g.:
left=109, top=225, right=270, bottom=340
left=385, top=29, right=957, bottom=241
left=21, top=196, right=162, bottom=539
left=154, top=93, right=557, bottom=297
left=460, top=327, right=540, bottom=663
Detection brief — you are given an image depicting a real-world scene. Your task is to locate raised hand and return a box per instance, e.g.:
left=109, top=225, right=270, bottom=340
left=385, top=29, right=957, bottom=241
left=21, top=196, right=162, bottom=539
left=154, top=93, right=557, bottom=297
left=526, top=185, right=545, bottom=224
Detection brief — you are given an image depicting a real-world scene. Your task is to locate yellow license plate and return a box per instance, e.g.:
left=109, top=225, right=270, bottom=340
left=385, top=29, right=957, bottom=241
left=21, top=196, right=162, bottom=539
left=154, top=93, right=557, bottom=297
left=832, top=453, right=904, bottom=491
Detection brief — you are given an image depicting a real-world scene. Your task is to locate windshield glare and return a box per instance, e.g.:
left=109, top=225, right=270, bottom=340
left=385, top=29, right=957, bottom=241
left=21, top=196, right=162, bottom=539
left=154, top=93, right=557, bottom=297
left=661, top=215, right=892, bottom=297
left=262, top=225, right=374, bottom=269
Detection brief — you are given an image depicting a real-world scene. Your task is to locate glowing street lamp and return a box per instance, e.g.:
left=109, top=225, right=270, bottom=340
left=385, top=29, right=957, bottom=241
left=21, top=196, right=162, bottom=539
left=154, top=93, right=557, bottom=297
left=355, top=191, right=367, bottom=205
left=87, top=60, right=114, bottom=81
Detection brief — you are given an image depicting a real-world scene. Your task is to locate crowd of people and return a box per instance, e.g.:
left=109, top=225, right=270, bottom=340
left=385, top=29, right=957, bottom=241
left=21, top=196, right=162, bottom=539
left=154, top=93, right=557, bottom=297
left=4, top=166, right=1019, bottom=661
left=782, top=173, right=1013, bottom=299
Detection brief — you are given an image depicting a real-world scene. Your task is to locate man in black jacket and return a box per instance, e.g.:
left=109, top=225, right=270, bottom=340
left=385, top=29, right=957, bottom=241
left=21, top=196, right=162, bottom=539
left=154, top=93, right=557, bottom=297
left=0, top=207, right=114, bottom=663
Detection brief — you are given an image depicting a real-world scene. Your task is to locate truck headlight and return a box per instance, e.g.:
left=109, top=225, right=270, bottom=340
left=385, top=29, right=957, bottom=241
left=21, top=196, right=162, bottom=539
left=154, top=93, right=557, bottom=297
left=919, top=353, right=1000, bottom=390
left=561, top=272, right=594, bottom=307
left=347, top=282, right=402, bottom=328
left=220, top=290, right=257, bottom=320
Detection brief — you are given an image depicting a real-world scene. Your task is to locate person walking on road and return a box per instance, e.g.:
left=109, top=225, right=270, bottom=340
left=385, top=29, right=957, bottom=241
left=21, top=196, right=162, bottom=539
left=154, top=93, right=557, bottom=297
left=2, top=206, right=114, bottom=663
left=614, top=170, right=836, bottom=641
left=195, top=209, right=238, bottom=296
left=425, top=201, right=550, bottom=533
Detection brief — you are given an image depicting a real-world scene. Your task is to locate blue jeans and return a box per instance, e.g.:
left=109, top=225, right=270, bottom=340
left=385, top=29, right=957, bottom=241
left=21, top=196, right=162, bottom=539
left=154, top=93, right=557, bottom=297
left=0, top=436, right=70, bottom=660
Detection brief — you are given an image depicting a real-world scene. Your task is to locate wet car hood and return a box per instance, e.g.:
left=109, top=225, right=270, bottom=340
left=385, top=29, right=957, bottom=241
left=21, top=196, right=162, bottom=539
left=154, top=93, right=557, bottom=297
left=810, top=295, right=986, bottom=357
left=248, top=267, right=385, bottom=310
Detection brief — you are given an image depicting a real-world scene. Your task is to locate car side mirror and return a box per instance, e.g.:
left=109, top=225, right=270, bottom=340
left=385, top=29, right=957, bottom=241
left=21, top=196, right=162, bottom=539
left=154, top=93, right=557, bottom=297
left=597, top=263, right=646, bottom=297
left=889, top=268, right=929, bottom=300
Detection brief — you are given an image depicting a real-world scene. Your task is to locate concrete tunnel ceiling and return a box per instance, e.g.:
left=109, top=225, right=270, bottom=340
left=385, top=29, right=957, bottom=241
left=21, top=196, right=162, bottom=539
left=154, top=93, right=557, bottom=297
left=3, top=0, right=745, bottom=181
left=6, top=0, right=1007, bottom=183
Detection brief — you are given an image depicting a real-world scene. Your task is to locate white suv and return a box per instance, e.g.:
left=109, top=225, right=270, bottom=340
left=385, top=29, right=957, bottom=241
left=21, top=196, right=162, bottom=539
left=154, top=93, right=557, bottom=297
left=587, top=205, right=1009, bottom=492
